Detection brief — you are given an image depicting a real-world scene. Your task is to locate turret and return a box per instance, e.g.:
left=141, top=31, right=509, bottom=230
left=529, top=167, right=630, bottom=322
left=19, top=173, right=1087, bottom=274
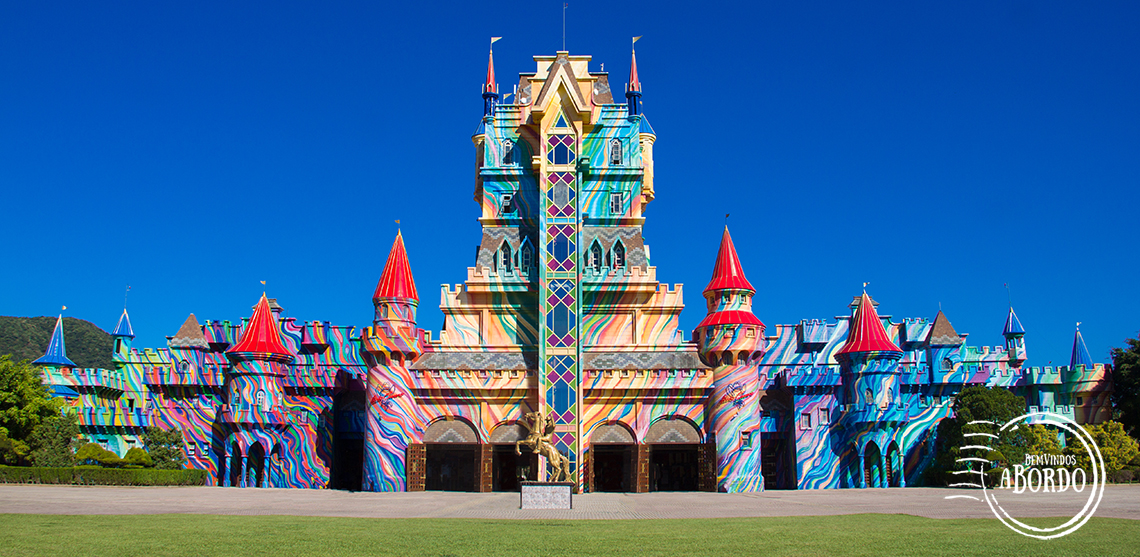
left=835, top=291, right=903, bottom=412
left=697, top=226, right=765, bottom=492
left=373, top=230, right=419, bottom=332
left=111, top=308, right=134, bottom=360
left=33, top=314, right=76, bottom=368
left=1003, top=307, right=1027, bottom=366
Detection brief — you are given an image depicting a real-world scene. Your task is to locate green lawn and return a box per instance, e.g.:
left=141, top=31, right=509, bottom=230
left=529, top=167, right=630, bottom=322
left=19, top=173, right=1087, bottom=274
left=1, top=514, right=1138, bottom=556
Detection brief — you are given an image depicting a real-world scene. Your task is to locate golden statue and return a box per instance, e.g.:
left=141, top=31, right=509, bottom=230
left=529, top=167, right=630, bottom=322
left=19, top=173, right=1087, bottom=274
left=515, top=411, right=571, bottom=482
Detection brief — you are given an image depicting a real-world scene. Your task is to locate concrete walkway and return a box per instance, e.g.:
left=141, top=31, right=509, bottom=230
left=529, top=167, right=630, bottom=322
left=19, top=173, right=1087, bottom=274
left=1, top=484, right=1137, bottom=520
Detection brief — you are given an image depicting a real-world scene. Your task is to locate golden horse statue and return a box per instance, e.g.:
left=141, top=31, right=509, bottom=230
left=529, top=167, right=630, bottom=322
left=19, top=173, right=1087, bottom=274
left=515, top=411, right=571, bottom=482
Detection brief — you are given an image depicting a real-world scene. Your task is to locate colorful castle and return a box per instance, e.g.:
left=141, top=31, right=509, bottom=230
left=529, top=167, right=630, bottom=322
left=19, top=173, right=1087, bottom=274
left=36, top=46, right=1113, bottom=492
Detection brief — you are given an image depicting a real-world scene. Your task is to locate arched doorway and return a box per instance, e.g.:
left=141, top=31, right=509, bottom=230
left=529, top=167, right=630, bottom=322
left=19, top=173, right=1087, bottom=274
left=228, top=442, right=242, bottom=488
left=248, top=442, right=265, bottom=488
left=423, top=419, right=479, bottom=492
left=489, top=423, right=537, bottom=492
left=886, top=441, right=901, bottom=487
left=332, top=378, right=366, bottom=491
left=864, top=441, right=882, bottom=488
left=590, top=423, right=635, bottom=492
left=646, top=418, right=701, bottom=491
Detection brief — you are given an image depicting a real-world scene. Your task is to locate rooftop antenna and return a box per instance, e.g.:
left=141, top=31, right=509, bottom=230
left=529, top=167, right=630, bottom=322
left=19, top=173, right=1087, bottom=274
left=725, top=213, right=730, bottom=226
left=562, top=3, right=568, bottom=51
left=260, top=279, right=266, bottom=297
left=1004, top=282, right=1012, bottom=307
left=862, top=282, right=870, bottom=293
left=123, top=285, right=131, bottom=310
left=395, top=218, right=401, bottom=232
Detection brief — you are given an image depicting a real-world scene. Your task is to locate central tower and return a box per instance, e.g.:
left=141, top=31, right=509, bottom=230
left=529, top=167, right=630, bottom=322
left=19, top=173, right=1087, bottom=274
left=465, top=46, right=658, bottom=486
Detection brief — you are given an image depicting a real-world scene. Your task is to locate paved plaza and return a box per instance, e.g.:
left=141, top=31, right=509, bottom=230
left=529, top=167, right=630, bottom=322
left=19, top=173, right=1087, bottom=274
left=1, top=484, right=1137, bottom=520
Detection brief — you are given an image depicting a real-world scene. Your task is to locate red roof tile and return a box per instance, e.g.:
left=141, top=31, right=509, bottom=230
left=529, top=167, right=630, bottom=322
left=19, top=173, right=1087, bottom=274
left=696, top=310, right=765, bottom=329
left=629, top=49, right=641, bottom=92
left=228, top=294, right=292, bottom=359
left=484, top=47, right=496, bottom=94
left=704, top=227, right=755, bottom=293
left=374, top=231, right=418, bottom=301
left=836, top=292, right=901, bottom=355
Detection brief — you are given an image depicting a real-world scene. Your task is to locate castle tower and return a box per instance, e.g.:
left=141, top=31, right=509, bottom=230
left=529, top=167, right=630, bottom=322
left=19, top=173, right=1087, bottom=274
left=223, top=293, right=294, bottom=488
left=362, top=231, right=424, bottom=492
left=34, top=314, right=76, bottom=368
left=1003, top=307, right=1027, bottom=366
left=696, top=226, right=765, bottom=492
left=835, top=291, right=904, bottom=488
left=482, top=42, right=499, bottom=116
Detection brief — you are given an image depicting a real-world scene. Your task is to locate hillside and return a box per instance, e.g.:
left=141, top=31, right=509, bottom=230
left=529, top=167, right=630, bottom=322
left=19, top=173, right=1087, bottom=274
left=0, top=316, right=114, bottom=370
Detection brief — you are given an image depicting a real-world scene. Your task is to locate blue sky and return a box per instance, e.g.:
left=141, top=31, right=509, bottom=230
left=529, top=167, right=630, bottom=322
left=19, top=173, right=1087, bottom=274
left=1, top=1, right=1137, bottom=367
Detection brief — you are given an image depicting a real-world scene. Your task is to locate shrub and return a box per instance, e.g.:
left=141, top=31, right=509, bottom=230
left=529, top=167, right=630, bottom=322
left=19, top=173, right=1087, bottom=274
left=1109, top=469, right=1134, bottom=483
left=144, top=426, right=186, bottom=470
left=0, top=466, right=206, bottom=486
left=124, top=447, right=152, bottom=467
left=75, top=443, right=122, bottom=467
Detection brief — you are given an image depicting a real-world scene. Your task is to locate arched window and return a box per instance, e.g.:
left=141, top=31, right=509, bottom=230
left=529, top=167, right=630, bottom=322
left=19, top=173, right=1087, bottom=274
left=589, top=242, right=603, bottom=272
left=502, top=139, right=514, bottom=165
left=723, top=352, right=734, bottom=366
left=609, top=139, right=622, bottom=165
left=496, top=242, right=512, bottom=273
left=256, top=390, right=266, bottom=410
left=941, top=358, right=953, bottom=371
left=864, top=388, right=873, bottom=406
left=613, top=241, right=626, bottom=269
left=180, top=360, right=189, bottom=373
left=520, top=242, right=533, bottom=273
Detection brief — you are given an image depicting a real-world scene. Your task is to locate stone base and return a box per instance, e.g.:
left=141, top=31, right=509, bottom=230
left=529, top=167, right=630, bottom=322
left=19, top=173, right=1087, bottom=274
left=520, top=481, right=574, bottom=509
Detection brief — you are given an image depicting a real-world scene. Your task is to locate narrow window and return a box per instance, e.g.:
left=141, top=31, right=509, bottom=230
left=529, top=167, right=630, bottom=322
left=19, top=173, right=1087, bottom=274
left=500, top=193, right=515, bottom=214
left=589, top=242, right=603, bottom=272
left=498, top=242, right=512, bottom=273
left=1076, top=396, right=1083, bottom=406
left=864, top=388, right=873, bottom=406
left=609, top=139, right=622, bottom=165
left=818, top=408, right=828, bottom=426
left=520, top=243, right=533, bottom=272
left=187, top=444, right=195, bottom=456
left=613, top=241, right=626, bottom=269
left=800, top=412, right=812, bottom=430
left=180, top=360, right=189, bottom=373
left=256, top=390, right=266, bottom=409
left=941, top=358, right=952, bottom=371
left=114, top=339, right=122, bottom=352
left=609, top=192, right=623, bottom=215
left=502, top=139, right=514, bottom=165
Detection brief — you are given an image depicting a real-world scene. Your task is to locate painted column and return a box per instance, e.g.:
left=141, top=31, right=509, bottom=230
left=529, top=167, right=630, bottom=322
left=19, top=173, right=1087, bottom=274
left=538, top=131, right=582, bottom=486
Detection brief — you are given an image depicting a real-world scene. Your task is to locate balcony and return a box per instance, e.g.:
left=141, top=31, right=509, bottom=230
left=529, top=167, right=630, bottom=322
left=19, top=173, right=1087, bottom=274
left=144, top=369, right=225, bottom=387
left=76, top=407, right=150, bottom=428
left=839, top=403, right=910, bottom=426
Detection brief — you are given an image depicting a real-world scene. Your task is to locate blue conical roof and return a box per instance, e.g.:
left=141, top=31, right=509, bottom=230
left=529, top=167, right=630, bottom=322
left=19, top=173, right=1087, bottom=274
left=1003, top=307, right=1025, bottom=335
left=1070, top=328, right=1094, bottom=368
left=33, top=315, right=76, bottom=367
left=639, top=114, right=656, bottom=135
left=112, top=308, right=134, bottom=338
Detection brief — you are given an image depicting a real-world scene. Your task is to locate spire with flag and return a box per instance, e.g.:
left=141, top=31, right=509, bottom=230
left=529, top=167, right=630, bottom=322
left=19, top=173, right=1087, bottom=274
left=1071, top=323, right=1094, bottom=369
left=626, top=36, right=643, bottom=116
left=483, top=37, right=501, bottom=116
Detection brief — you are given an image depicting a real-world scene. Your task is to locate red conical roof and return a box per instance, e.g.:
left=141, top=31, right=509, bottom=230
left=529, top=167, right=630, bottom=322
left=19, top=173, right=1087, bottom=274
left=373, top=231, right=418, bottom=301
left=484, top=48, right=497, bottom=94
left=228, top=294, right=292, bottom=359
left=629, top=49, right=641, bottom=92
left=704, top=227, right=755, bottom=293
left=836, top=292, right=902, bottom=354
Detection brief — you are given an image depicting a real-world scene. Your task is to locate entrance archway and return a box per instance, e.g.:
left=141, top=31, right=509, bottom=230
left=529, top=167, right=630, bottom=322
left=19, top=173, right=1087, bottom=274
left=423, top=419, right=479, bottom=492
left=248, top=442, right=265, bottom=488
left=228, top=442, right=242, bottom=487
left=489, top=423, right=536, bottom=492
left=646, top=418, right=701, bottom=491
left=864, top=441, right=882, bottom=488
left=590, top=423, right=635, bottom=492
left=886, top=441, right=901, bottom=487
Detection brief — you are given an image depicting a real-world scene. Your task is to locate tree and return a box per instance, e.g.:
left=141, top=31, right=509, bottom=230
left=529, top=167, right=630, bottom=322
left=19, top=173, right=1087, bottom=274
left=0, top=356, right=61, bottom=446
left=144, top=426, right=186, bottom=470
left=929, top=386, right=1031, bottom=485
left=28, top=413, right=79, bottom=467
left=0, top=426, right=29, bottom=465
left=1110, top=336, right=1140, bottom=439
left=1065, top=421, right=1139, bottom=475
left=74, top=442, right=122, bottom=467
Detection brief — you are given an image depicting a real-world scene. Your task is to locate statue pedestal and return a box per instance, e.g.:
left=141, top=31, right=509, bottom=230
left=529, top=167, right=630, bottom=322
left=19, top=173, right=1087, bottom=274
left=520, top=481, right=574, bottom=509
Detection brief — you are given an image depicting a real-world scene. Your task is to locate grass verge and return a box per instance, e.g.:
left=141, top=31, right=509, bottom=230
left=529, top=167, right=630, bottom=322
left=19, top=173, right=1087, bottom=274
left=1, top=513, right=1138, bottom=556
